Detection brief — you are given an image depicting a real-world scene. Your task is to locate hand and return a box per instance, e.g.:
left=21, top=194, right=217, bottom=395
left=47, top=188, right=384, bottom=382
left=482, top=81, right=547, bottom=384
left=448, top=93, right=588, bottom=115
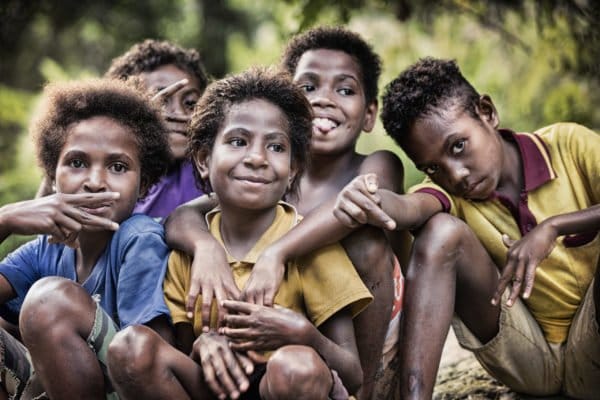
left=191, top=331, right=253, bottom=400
left=151, top=78, right=189, bottom=104
left=491, top=222, right=558, bottom=307
left=0, top=192, right=120, bottom=247
left=241, top=248, right=285, bottom=307
left=187, top=241, right=241, bottom=331
left=333, top=173, right=396, bottom=230
left=221, top=300, right=313, bottom=352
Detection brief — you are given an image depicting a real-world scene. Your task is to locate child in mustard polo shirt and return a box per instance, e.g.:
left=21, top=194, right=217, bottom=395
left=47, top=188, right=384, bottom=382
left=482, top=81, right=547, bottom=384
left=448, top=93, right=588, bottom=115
left=106, top=68, right=372, bottom=400
left=332, top=57, right=599, bottom=399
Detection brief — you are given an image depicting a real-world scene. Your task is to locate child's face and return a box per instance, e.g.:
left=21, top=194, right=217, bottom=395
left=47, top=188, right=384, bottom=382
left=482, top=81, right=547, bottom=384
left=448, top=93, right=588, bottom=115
left=292, top=49, right=376, bottom=156
left=54, top=116, right=142, bottom=225
left=403, top=105, right=503, bottom=200
left=196, top=99, right=294, bottom=211
left=140, top=64, right=202, bottom=161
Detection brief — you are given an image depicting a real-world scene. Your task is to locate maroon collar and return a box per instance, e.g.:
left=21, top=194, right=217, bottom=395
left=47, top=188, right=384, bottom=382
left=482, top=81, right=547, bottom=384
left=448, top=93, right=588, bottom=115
left=498, top=129, right=556, bottom=192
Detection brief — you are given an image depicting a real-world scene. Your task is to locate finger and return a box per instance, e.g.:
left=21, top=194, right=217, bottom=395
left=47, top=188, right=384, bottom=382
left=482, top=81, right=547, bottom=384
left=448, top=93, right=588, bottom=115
left=507, top=258, right=526, bottom=307
left=214, top=350, right=242, bottom=400
left=151, top=79, right=189, bottom=101
left=186, top=279, right=201, bottom=320
left=64, top=207, right=119, bottom=231
left=263, top=287, right=276, bottom=307
left=201, top=287, right=214, bottom=332
left=246, top=350, right=268, bottom=364
left=235, top=352, right=254, bottom=375
left=364, top=173, right=379, bottom=194
left=332, top=207, right=362, bottom=229
left=201, top=358, right=227, bottom=400
left=491, top=264, right=515, bottom=306
left=222, top=300, right=255, bottom=314
left=228, top=340, right=256, bottom=352
left=522, top=260, right=538, bottom=299
left=224, top=281, right=242, bottom=301
left=223, top=314, right=249, bottom=329
left=502, top=234, right=515, bottom=248
left=223, top=351, right=250, bottom=396
left=214, top=287, right=227, bottom=329
left=221, top=327, right=252, bottom=340
left=62, top=191, right=120, bottom=207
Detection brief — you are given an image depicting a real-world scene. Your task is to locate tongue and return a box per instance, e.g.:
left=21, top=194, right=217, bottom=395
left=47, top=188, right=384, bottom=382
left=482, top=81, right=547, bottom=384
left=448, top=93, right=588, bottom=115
left=313, top=118, right=337, bottom=131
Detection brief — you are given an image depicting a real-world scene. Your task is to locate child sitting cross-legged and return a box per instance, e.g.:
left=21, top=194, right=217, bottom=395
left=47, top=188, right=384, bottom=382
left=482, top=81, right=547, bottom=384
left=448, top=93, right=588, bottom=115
left=106, top=68, right=372, bottom=400
left=0, top=78, right=173, bottom=399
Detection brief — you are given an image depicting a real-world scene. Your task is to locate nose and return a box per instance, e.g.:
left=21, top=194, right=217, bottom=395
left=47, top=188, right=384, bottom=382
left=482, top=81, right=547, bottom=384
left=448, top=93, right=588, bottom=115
left=163, top=97, right=189, bottom=123
left=83, top=167, right=107, bottom=193
left=309, top=87, right=335, bottom=109
left=243, top=144, right=268, bottom=168
left=446, top=162, right=469, bottom=190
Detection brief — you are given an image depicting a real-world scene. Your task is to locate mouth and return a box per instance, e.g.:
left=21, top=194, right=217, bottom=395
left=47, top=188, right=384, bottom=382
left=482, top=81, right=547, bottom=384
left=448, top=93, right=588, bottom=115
left=312, top=117, right=339, bottom=133
left=236, top=176, right=271, bottom=185
left=463, top=178, right=485, bottom=198
left=79, top=204, right=112, bottom=216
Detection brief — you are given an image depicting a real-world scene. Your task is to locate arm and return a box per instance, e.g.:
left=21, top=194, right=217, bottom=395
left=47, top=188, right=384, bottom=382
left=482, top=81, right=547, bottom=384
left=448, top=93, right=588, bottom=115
left=221, top=301, right=363, bottom=394
left=164, top=195, right=240, bottom=327
left=493, top=204, right=600, bottom=306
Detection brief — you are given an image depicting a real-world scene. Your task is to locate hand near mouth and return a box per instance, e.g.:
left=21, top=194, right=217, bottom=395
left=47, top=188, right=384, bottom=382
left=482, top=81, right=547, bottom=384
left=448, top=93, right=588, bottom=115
left=0, top=192, right=120, bottom=248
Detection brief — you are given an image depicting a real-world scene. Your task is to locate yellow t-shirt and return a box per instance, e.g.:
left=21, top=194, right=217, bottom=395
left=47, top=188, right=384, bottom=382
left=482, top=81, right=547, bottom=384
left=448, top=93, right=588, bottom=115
left=164, top=202, right=373, bottom=337
left=410, top=123, right=600, bottom=343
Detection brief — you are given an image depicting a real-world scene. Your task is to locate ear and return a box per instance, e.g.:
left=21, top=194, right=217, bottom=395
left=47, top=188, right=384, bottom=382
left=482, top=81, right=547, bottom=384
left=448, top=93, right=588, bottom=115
left=476, top=95, right=499, bottom=129
left=192, top=149, right=211, bottom=181
left=362, top=99, right=378, bottom=133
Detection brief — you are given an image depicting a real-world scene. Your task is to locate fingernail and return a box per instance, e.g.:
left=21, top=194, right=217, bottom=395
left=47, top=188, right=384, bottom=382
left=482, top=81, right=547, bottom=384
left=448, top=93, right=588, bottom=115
left=491, top=299, right=497, bottom=306
left=187, top=311, right=193, bottom=319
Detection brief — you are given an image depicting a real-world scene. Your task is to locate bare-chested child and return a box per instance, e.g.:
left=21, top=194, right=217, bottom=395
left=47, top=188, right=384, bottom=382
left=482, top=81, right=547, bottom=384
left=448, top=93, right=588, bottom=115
left=106, top=67, right=372, bottom=400
left=165, top=26, right=409, bottom=400
left=0, top=79, right=173, bottom=399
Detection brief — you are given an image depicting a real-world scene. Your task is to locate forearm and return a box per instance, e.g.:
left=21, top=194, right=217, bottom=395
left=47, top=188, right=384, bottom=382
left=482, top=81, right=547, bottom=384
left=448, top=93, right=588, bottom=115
left=164, top=195, right=218, bottom=254
left=305, top=325, right=363, bottom=394
left=378, top=190, right=443, bottom=231
left=265, top=197, right=353, bottom=262
left=0, top=204, right=16, bottom=244
left=544, top=204, right=600, bottom=236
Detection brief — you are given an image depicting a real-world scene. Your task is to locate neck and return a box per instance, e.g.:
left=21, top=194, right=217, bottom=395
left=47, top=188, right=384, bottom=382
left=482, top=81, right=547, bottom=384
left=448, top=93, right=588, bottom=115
left=307, top=150, right=361, bottom=182
left=496, top=136, right=523, bottom=200
left=75, top=230, right=113, bottom=283
left=218, top=205, right=277, bottom=260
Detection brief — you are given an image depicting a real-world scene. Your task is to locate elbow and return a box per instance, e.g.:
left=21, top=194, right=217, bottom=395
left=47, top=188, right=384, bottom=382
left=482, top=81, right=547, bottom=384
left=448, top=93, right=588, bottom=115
left=344, top=359, right=364, bottom=395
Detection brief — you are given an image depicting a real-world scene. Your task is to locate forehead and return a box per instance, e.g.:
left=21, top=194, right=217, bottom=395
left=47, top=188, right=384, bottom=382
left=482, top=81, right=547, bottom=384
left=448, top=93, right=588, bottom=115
left=293, top=49, right=363, bottom=82
left=222, top=99, right=289, bottom=133
left=63, top=116, right=138, bottom=153
left=139, top=64, right=201, bottom=92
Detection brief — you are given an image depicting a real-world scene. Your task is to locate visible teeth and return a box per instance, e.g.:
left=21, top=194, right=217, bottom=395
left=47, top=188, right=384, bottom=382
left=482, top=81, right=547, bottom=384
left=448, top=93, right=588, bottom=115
left=313, top=117, right=338, bottom=130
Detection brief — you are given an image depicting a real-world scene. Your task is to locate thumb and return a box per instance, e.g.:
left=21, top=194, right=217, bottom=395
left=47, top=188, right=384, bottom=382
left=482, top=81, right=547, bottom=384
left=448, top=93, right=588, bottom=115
left=365, top=174, right=379, bottom=193
left=502, top=234, right=515, bottom=248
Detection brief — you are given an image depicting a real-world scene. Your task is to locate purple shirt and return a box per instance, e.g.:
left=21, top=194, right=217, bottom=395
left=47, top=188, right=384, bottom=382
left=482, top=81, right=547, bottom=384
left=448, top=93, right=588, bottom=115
left=134, top=160, right=202, bottom=220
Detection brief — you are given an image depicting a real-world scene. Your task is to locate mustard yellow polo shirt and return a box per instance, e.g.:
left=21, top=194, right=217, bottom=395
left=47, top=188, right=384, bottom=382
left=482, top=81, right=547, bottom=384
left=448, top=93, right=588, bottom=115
left=410, top=123, right=600, bottom=343
left=164, top=202, right=373, bottom=336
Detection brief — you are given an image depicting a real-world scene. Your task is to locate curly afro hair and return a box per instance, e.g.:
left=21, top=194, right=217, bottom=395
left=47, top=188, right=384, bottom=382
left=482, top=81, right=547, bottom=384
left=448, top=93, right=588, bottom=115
left=31, top=78, right=172, bottom=193
left=281, top=26, right=382, bottom=105
left=188, top=67, right=312, bottom=199
left=381, top=57, right=481, bottom=148
left=105, top=39, right=208, bottom=91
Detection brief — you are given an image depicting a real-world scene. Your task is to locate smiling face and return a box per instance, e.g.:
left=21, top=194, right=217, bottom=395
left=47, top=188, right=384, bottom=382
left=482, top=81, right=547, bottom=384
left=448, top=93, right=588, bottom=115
left=402, top=103, right=504, bottom=200
left=292, top=49, right=376, bottom=156
left=196, top=99, right=294, bottom=211
left=140, top=64, right=202, bottom=160
left=54, top=116, right=142, bottom=225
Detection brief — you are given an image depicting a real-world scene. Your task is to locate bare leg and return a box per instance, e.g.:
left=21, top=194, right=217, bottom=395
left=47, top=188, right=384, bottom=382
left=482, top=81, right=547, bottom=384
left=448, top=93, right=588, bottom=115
left=107, top=324, right=213, bottom=400
left=400, top=213, right=501, bottom=400
left=19, top=277, right=106, bottom=400
left=260, top=345, right=333, bottom=400
left=342, top=226, right=394, bottom=400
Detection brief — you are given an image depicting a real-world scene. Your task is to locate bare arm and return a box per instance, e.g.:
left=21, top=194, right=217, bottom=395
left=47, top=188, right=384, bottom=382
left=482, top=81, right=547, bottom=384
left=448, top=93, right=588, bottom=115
left=164, top=195, right=240, bottom=328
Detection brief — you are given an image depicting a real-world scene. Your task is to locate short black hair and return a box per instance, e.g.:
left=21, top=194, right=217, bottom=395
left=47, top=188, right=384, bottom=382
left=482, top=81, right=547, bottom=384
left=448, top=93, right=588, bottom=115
left=381, top=57, right=481, bottom=148
left=188, top=67, right=312, bottom=199
left=31, top=78, right=172, bottom=192
left=281, top=26, right=382, bottom=104
left=105, top=39, right=209, bottom=92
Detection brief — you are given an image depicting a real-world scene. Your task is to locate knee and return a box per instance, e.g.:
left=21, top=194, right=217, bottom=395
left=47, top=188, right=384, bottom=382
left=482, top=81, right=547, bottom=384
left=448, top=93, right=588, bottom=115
left=107, top=325, right=160, bottom=382
left=262, top=345, right=332, bottom=400
left=344, top=226, right=394, bottom=282
left=411, top=213, right=473, bottom=268
left=20, top=277, right=93, bottom=341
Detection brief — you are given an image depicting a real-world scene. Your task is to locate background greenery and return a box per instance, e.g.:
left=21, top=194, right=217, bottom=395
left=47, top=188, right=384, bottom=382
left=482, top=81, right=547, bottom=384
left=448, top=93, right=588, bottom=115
left=1, top=0, right=598, bottom=257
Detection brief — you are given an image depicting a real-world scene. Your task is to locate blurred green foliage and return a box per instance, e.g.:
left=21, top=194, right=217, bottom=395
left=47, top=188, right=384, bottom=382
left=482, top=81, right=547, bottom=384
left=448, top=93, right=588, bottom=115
left=1, top=0, right=598, bottom=257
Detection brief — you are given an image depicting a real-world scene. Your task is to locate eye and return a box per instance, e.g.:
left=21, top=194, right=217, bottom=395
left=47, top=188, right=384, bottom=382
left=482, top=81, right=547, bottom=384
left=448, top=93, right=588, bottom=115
left=69, top=159, right=85, bottom=168
left=338, top=87, right=355, bottom=96
left=110, top=162, right=128, bottom=173
left=424, top=165, right=439, bottom=175
left=228, top=137, right=246, bottom=147
left=298, top=83, right=315, bottom=93
left=267, top=143, right=286, bottom=153
left=452, top=139, right=466, bottom=155
left=183, top=94, right=199, bottom=111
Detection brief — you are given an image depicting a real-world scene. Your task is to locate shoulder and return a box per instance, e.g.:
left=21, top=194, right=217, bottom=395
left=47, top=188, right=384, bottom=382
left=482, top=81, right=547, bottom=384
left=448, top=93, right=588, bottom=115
left=534, top=122, right=598, bottom=145
left=111, top=214, right=167, bottom=255
left=115, top=214, right=165, bottom=238
left=2, top=235, right=64, bottom=265
left=359, top=150, right=405, bottom=193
